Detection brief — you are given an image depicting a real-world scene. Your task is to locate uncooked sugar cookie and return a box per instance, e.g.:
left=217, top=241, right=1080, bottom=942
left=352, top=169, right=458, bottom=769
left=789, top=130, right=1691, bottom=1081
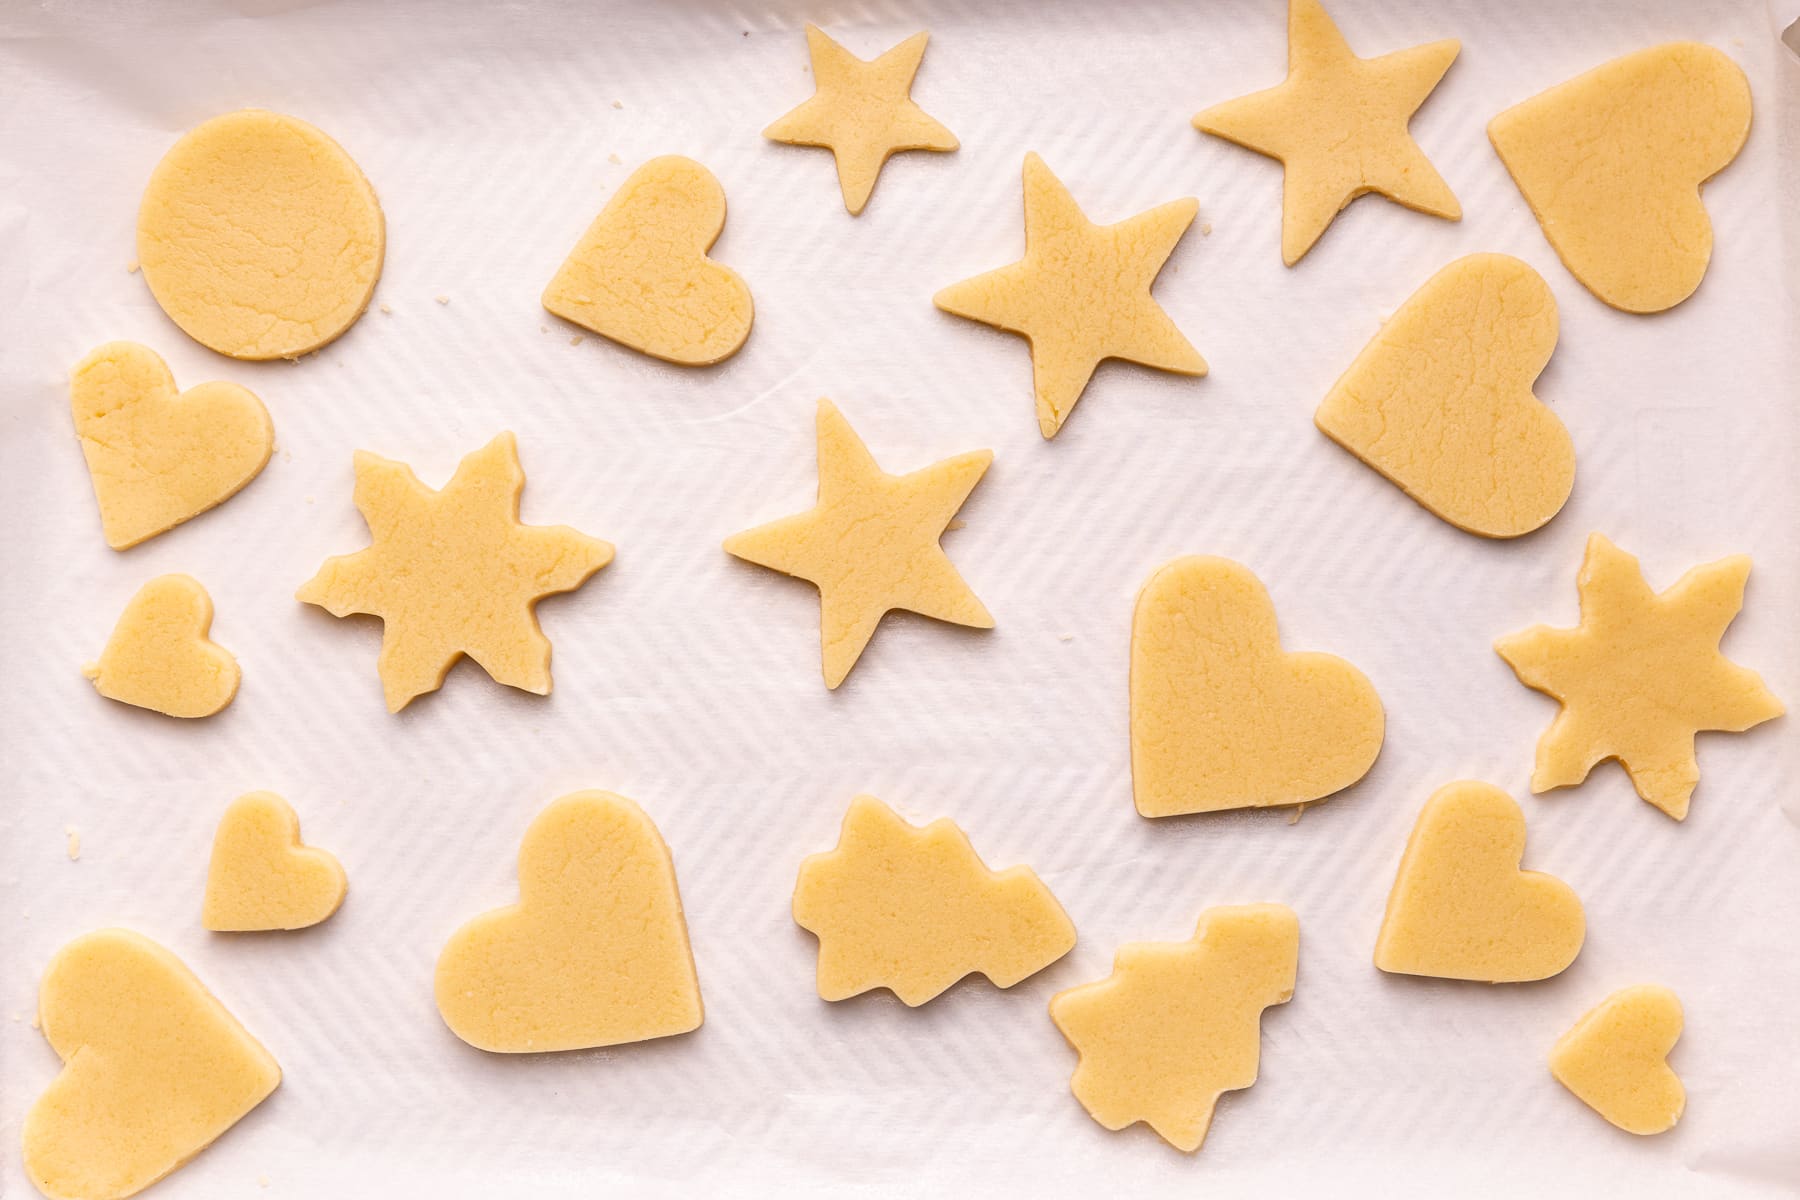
left=1489, top=43, right=1751, bottom=313
left=1495, top=534, right=1781, bottom=820
left=203, top=792, right=347, bottom=932
left=137, top=109, right=384, bottom=359
left=1551, top=985, right=1685, bottom=1136
left=1131, top=556, right=1382, bottom=816
left=434, top=791, right=703, bottom=1053
left=69, top=342, right=272, bottom=550
left=793, top=795, right=1075, bottom=1005
left=23, top=929, right=280, bottom=1200
left=84, top=575, right=239, bottom=719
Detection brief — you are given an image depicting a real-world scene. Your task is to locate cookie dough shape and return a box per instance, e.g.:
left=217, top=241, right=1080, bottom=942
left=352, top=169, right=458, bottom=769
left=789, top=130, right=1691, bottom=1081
left=1489, top=43, right=1751, bottom=313
left=1495, top=534, right=1781, bottom=820
left=934, top=153, right=1205, bottom=438
left=297, top=433, right=612, bottom=712
left=203, top=793, right=347, bottom=932
left=1551, top=985, right=1685, bottom=1136
left=434, top=791, right=703, bottom=1053
left=543, top=156, right=753, bottom=365
left=23, top=929, right=280, bottom=1200
left=764, top=24, right=957, bottom=215
left=70, top=342, right=272, bottom=550
left=137, top=109, right=384, bottom=359
left=1049, top=904, right=1298, bottom=1153
left=1375, top=781, right=1583, bottom=982
left=1193, top=0, right=1460, bottom=265
left=84, top=575, right=239, bottom=719
left=793, top=795, right=1076, bottom=1005
left=1131, top=556, right=1382, bottom=816
left=723, top=399, right=992, bottom=688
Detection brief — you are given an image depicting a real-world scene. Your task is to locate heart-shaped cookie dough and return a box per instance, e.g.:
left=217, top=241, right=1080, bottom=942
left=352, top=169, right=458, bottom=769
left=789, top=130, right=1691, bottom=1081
left=1551, top=985, right=1685, bottom=1135
left=23, top=928, right=280, bottom=1200
left=1375, top=781, right=1584, bottom=982
left=1489, top=43, right=1751, bottom=314
left=434, top=791, right=703, bottom=1053
left=1316, top=253, right=1574, bottom=539
left=70, top=342, right=273, bottom=550
left=542, top=156, right=754, bottom=365
left=1131, top=556, right=1383, bottom=816
left=83, top=575, right=240, bottom=719
left=203, top=792, right=347, bottom=931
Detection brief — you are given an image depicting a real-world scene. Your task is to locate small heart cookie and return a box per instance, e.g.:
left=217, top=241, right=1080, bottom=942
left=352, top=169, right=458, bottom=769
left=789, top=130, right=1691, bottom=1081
left=1551, top=985, right=1685, bottom=1135
left=23, top=928, right=280, bottom=1200
left=1375, top=781, right=1584, bottom=982
left=1316, top=253, right=1573, bottom=538
left=203, top=792, right=347, bottom=931
left=435, top=791, right=703, bottom=1053
left=1131, top=556, right=1383, bottom=816
left=84, top=575, right=239, bottom=719
left=542, top=156, right=754, bottom=365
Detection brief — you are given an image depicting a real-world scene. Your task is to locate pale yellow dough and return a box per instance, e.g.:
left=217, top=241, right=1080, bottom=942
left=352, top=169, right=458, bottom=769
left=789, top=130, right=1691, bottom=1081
left=203, top=793, right=346, bottom=932
left=1374, top=781, right=1584, bottom=983
left=1316, top=253, right=1574, bottom=539
left=724, top=399, right=992, bottom=688
left=22, top=929, right=280, bottom=1200
left=84, top=575, right=238, bottom=719
left=434, top=791, right=703, bottom=1053
left=297, top=433, right=613, bottom=712
left=543, top=156, right=753, bottom=364
left=1489, top=43, right=1751, bottom=313
left=793, top=795, right=1075, bottom=1005
left=137, top=109, right=384, bottom=360
left=1131, top=556, right=1382, bottom=816
left=1049, top=904, right=1298, bottom=1153
left=69, top=342, right=272, bottom=550
left=1551, top=985, right=1685, bottom=1136
left=1495, top=534, right=1782, bottom=820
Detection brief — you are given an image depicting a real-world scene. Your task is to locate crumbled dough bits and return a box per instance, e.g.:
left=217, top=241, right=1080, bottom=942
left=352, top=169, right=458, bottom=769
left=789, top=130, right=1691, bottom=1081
left=1049, top=905, right=1298, bottom=1153
left=83, top=575, right=239, bottom=719
left=933, top=153, right=1205, bottom=438
left=1374, top=781, right=1584, bottom=983
left=1495, top=534, right=1782, bottom=819
left=1193, top=0, right=1460, bottom=266
left=723, top=399, right=993, bottom=688
left=1131, top=556, right=1382, bottom=816
left=1551, top=985, right=1685, bottom=1136
left=22, top=929, right=280, bottom=1200
left=1489, top=43, right=1751, bottom=313
left=1315, top=253, right=1574, bottom=538
left=203, top=793, right=347, bottom=932
left=792, top=795, right=1075, bottom=1005
left=434, top=792, right=703, bottom=1053
left=136, top=109, right=384, bottom=360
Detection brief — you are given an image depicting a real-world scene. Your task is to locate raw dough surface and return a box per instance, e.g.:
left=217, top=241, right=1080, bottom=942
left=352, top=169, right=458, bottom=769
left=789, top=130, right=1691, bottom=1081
left=1551, top=985, right=1685, bottom=1136
left=83, top=574, right=238, bottom=719
left=203, top=792, right=347, bottom=932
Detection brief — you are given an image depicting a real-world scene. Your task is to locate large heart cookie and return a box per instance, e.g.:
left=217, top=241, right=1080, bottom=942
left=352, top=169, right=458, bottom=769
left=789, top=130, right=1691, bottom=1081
left=542, top=156, right=753, bottom=365
left=1489, top=43, right=1751, bottom=314
left=83, top=575, right=240, bottom=719
left=1316, top=253, right=1574, bottom=539
left=434, top=791, right=704, bottom=1053
left=1551, top=985, right=1685, bottom=1136
left=23, top=928, right=280, bottom=1200
left=1131, top=556, right=1383, bottom=816
left=203, top=792, right=347, bottom=931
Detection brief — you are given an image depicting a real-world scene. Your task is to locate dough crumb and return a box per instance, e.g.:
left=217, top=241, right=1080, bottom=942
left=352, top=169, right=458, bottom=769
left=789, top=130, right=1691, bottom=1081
left=379, top=303, right=393, bottom=315
left=259, top=1177, right=271, bottom=1189
left=569, top=336, right=584, bottom=346
left=435, top=295, right=450, bottom=306
left=126, top=260, right=140, bottom=274
left=1199, top=221, right=1213, bottom=236
left=1287, top=803, right=1307, bottom=826
left=1059, top=633, right=1074, bottom=642
left=539, top=324, right=549, bottom=334
left=611, top=99, right=623, bottom=109
left=30, top=1011, right=40, bottom=1029
left=608, top=152, right=623, bottom=165
left=66, top=826, right=81, bottom=859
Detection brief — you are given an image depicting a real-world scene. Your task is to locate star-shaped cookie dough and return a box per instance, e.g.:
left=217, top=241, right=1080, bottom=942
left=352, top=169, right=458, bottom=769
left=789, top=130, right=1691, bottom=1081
left=1193, top=0, right=1460, bottom=266
left=764, top=24, right=958, bottom=216
left=1495, top=534, right=1783, bottom=819
left=934, top=153, right=1205, bottom=438
left=298, top=433, right=612, bottom=712
left=724, top=399, right=992, bottom=688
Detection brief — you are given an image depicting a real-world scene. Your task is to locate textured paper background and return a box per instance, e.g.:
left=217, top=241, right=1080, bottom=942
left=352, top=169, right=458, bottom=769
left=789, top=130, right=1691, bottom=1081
left=2, top=1, right=1797, bottom=1195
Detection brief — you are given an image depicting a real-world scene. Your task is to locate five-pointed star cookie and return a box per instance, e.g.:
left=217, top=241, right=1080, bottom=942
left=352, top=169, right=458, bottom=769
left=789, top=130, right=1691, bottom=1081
left=723, top=399, right=993, bottom=688
left=298, top=433, right=613, bottom=712
left=1495, top=534, right=1783, bottom=819
left=1193, top=0, right=1461, bottom=266
left=764, top=24, right=958, bottom=216
left=934, top=153, right=1205, bottom=438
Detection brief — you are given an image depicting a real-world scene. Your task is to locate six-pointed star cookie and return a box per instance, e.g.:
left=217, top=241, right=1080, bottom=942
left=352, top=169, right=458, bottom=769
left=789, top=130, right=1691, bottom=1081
left=1495, top=534, right=1783, bottom=819
left=724, top=399, right=993, bottom=688
left=934, top=154, right=1205, bottom=438
left=1194, top=0, right=1461, bottom=266
left=764, top=24, right=958, bottom=216
left=298, top=433, right=613, bottom=712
